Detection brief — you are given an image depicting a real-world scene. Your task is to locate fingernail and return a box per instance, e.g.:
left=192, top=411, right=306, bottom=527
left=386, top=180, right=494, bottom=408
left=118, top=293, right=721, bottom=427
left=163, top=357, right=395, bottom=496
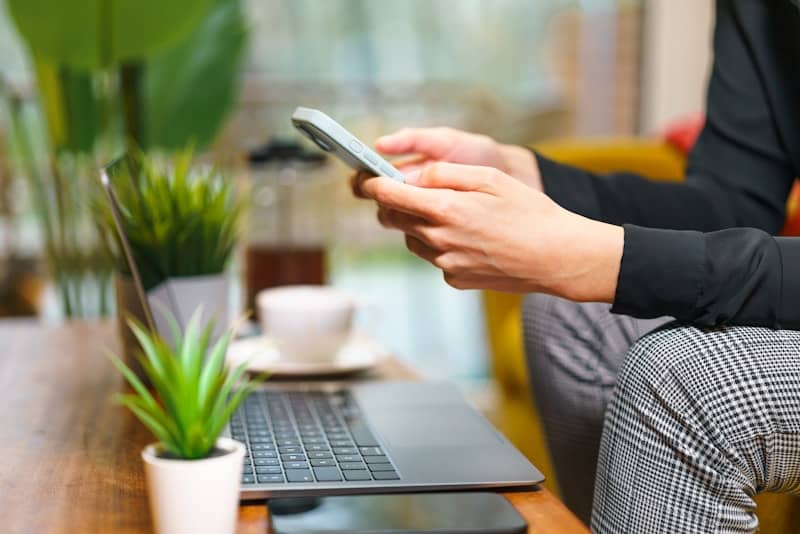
left=404, top=169, right=421, bottom=184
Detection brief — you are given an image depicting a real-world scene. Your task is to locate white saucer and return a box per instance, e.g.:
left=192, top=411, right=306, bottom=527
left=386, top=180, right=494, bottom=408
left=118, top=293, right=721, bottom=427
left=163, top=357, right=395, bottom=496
left=226, top=333, right=387, bottom=377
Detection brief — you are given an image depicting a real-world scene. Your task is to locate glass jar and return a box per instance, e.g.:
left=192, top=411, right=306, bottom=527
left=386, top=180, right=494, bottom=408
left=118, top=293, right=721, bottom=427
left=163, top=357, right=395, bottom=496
left=244, top=140, right=335, bottom=313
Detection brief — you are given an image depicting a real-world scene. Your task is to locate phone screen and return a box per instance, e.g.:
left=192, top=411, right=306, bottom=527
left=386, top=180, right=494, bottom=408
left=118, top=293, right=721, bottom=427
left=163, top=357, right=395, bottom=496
left=269, top=492, right=527, bottom=534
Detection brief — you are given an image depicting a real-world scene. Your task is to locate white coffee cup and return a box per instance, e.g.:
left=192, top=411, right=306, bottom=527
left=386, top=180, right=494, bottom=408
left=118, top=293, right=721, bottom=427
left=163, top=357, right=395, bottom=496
left=256, top=285, right=356, bottom=363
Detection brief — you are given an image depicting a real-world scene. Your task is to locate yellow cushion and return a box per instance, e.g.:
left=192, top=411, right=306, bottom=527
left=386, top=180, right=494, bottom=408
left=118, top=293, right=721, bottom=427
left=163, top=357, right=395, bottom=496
left=534, top=137, right=686, bottom=180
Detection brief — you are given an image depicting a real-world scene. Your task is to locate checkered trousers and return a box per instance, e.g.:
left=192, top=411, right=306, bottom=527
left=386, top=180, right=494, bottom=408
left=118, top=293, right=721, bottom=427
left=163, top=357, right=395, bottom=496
left=592, top=325, right=800, bottom=532
left=522, top=294, right=800, bottom=532
left=522, top=293, right=670, bottom=523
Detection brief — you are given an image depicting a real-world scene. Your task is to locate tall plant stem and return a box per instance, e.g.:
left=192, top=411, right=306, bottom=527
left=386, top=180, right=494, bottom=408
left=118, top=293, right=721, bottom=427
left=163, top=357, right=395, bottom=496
left=7, top=96, right=74, bottom=315
left=48, top=155, right=75, bottom=316
left=120, top=62, right=144, bottom=151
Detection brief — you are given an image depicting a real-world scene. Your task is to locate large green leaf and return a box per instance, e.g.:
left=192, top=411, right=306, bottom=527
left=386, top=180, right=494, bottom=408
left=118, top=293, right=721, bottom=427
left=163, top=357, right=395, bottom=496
left=7, top=0, right=215, bottom=70
left=143, top=0, right=247, bottom=150
left=33, top=59, right=103, bottom=153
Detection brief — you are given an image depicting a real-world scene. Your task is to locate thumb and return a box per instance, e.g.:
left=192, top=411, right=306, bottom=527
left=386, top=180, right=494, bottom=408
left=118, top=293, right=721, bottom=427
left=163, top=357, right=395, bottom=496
left=409, top=162, right=497, bottom=193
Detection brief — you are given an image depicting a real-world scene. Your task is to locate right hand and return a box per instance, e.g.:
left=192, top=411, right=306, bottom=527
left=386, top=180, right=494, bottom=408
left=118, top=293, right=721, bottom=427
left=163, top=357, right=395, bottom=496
left=351, top=127, right=542, bottom=197
left=357, top=162, right=622, bottom=302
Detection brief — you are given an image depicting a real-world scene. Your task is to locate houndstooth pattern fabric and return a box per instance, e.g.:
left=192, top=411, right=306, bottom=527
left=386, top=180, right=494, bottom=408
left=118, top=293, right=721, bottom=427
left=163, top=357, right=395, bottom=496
left=522, top=293, right=670, bottom=523
left=522, top=294, right=800, bottom=532
left=591, top=325, right=800, bottom=533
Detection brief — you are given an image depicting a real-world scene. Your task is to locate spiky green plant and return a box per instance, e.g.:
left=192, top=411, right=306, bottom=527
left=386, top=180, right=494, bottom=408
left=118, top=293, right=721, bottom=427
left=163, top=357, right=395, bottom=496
left=95, top=149, right=244, bottom=291
left=108, top=310, right=263, bottom=459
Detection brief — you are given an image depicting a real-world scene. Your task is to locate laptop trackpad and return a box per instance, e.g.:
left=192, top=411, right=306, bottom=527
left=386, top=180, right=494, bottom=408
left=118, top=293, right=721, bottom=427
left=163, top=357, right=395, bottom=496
left=380, top=407, right=501, bottom=448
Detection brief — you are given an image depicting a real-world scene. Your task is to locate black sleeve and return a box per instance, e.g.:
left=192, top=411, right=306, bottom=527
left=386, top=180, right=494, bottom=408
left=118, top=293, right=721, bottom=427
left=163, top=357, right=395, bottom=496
left=535, top=0, right=799, bottom=328
left=611, top=225, right=800, bottom=329
left=538, top=0, right=794, bottom=235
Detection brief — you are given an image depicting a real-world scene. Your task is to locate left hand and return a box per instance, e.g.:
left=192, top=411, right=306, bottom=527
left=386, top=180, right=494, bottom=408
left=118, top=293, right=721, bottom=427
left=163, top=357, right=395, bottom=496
left=358, top=162, right=624, bottom=302
left=350, top=127, right=542, bottom=198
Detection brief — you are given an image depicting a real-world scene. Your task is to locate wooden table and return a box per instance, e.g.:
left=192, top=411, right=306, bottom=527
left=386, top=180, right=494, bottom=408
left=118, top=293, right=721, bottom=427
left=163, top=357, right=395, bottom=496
left=0, top=320, right=587, bottom=533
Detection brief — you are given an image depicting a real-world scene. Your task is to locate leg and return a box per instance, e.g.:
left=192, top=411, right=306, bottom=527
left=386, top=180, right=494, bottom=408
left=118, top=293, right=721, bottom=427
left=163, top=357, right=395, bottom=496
left=592, top=326, right=800, bottom=533
left=521, top=293, right=669, bottom=522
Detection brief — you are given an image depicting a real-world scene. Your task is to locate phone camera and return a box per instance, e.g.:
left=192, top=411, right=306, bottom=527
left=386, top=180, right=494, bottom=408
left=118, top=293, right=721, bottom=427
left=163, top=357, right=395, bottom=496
left=298, top=124, right=333, bottom=152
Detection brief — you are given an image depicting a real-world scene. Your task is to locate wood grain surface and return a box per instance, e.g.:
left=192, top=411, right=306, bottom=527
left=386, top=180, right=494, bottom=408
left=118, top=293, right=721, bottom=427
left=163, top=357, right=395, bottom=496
left=0, top=320, right=587, bottom=533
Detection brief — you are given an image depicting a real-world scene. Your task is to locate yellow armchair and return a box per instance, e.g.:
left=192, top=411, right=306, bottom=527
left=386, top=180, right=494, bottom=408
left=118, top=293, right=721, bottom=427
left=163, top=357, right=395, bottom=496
left=483, top=137, right=800, bottom=531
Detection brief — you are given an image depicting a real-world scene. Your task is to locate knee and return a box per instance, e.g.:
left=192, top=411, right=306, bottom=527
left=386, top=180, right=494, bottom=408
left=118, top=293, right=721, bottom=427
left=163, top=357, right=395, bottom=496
left=614, top=325, right=710, bottom=404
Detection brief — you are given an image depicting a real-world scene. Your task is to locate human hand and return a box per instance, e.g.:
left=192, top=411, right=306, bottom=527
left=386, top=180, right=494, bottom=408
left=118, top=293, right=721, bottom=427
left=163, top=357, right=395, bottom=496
left=359, top=162, right=623, bottom=302
left=351, top=127, right=542, bottom=196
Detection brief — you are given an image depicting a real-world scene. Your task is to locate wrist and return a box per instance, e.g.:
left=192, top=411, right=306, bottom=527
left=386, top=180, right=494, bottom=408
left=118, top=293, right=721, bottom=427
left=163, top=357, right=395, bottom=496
left=499, top=144, right=542, bottom=191
left=551, top=217, right=624, bottom=303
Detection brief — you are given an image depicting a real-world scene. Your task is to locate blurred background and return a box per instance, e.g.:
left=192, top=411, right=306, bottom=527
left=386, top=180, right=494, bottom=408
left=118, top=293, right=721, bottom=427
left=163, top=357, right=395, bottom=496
left=0, top=0, right=713, bottom=389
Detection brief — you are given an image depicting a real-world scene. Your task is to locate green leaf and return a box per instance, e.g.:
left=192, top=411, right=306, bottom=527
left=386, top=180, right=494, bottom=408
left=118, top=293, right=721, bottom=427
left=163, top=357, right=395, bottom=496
left=207, top=381, right=259, bottom=441
left=152, top=300, right=184, bottom=350
left=127, top=319, right=168, bottom=382
left=117, top=393, right=180, bottom=445
left=117, top=395, right=180, bottom=455
left=143, top=0, right=247, bottom=150
left=136, top=355, right=181, bottom=429
left=197, top=328, right=233, bottom=407
left=106, top=349, right=161, bottom=416
left=7, top=0, right=216, bottom=70
left=178, top=306, right=204, bottom=371
left=93, top=151, right=242, bottom=290
left=107, top=293, right=260, bottom=458
left=205, top=359, right=248, bottom=423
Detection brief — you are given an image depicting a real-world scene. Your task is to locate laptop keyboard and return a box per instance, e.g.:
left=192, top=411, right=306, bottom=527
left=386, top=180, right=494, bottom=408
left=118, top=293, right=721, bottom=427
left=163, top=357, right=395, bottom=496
left=232, top=390, right=400, bottom=485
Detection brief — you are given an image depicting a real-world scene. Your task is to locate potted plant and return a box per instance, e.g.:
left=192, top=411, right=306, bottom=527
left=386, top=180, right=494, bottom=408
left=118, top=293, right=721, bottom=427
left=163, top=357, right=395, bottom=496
left=108, top=310, right=262, bottom=534
left=7, top=0, right=248, bottom=318
left=95, top=150, right=244, bottom=365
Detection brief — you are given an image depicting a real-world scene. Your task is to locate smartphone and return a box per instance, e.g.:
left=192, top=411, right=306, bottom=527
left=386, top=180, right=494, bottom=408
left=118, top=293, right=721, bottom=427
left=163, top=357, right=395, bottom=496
left=269, top=492, right=527, bottom=534
left=291, top=107, right=405, bottom=183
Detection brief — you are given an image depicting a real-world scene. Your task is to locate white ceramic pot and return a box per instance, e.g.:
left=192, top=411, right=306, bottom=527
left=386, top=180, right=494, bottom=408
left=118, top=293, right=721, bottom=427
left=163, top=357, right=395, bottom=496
left=142, top=437, right=244, bottom=534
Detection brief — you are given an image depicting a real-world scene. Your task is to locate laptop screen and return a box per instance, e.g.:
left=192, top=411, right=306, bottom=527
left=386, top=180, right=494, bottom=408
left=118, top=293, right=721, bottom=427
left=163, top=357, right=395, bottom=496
left=99, top=154, right=159, bottom=332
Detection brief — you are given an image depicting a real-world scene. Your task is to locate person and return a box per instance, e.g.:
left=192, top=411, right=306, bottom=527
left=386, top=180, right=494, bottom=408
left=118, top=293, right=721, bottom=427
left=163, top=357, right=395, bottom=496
left=352, top=0, right=800, bottom=531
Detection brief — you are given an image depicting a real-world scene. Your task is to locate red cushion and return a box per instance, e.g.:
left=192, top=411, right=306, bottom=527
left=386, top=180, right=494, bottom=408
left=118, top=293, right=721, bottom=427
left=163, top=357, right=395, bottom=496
left=662, top=112, right=705, bottom=155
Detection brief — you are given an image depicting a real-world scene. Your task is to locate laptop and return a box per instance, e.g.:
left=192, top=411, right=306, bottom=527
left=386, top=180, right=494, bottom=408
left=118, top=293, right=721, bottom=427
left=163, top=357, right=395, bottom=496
left=100, top=157, right=544, bottom=500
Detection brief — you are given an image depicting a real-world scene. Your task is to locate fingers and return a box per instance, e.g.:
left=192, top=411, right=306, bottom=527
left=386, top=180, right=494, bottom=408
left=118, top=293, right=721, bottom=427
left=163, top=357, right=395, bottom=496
left=391, top=154, right=428, bottom=171
left=443, top=272, right=484, bottom=291
left=360, top=163, right=503, bottom=224
left=377, top=206, right=426, bottom=232
left=350, top=155, right=426, bottom=199
left=359, top=175, right=447, bottom=219
left=405, top=235, right=482, bottom=291
left=375, top=127, right=455, bottom=158
left=350, top=170, right=370, bottom=199
left=411, top=162, right=499, bottom=193
left=405, top=234, right=442, bottom=265
left=442, top=272, right=524, bottom=292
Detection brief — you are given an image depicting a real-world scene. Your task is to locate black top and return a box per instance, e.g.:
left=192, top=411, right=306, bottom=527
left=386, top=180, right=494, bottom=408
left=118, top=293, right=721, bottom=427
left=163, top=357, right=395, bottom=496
left=537, top=0, right=800, bottom=329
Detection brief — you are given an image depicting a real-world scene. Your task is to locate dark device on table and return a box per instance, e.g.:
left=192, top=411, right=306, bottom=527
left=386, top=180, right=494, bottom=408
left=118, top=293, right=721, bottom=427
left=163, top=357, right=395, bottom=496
left=269, top=492, right=528, bottom=534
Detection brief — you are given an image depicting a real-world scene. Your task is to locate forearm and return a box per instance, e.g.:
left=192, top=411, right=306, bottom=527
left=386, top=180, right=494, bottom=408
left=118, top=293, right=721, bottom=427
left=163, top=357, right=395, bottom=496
left=549, top=218, right=799, bottom=328
left=612, top=226, right=800, bottom=329
left=535, top=153, right=786, bottom=234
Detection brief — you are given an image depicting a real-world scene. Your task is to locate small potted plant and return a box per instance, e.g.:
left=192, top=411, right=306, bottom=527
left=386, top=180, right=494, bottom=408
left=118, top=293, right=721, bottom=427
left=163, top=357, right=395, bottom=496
left=108, top=310, right=262, bottom=534
left=95, top=150, right=244, bottom=365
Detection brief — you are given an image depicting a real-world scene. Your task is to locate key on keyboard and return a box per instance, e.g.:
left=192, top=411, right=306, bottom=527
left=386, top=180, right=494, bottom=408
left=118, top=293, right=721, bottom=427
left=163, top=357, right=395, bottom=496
left=231, top=390, right=400, bottom=485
